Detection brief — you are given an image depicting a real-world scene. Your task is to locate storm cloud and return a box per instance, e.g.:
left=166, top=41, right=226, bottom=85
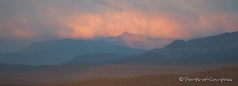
left=0, top=0, right=238, bottom=41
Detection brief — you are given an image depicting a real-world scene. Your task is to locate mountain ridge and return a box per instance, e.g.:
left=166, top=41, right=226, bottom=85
left=113, top=31, right=173, bottom=50
left=0, top=39, right=146, bottom=65
left=114, top=31, right=238, bottom=66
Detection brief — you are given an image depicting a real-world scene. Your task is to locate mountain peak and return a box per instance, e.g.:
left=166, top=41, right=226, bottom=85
left=114, top=31, right=173, bottom=50
left=122, top=31, right=129, bottom=34
left=116, top=31, right=146, bottom=41
left=120, top=31, right=136, bottom=36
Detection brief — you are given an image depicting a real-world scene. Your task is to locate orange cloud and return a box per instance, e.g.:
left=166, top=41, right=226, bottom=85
left=12, top=29, right=36, bottom=39
left=54, top=5, right=193, bottom=39
left=1, top=0, right=238, bottom=40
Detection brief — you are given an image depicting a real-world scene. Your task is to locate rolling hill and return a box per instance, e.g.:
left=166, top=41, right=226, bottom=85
left=64, top=53, right=132, bottom=65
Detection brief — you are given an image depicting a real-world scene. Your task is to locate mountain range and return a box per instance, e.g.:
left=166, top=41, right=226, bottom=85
left=0, top=31, right=238, bottom=85
left=0, top=32, right=173, bottom=65
left=59, top=31, right=238, bottom=66
left=0, top=39, right=145, bottom=65
left=1, top=31, right=238, bottom=66
left=114, top=31, right=238, bottom=66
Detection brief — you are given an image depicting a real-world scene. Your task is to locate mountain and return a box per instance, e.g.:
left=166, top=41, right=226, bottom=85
left=115, top=31, right=238, bottom=66
left=0, top=39, right=146, bottom=65
left=64, top=53, right=132, bottom=65
left=113, top=31, right=174, bottom=50
left=152, top=31, right=238, bottom=58
left=0, top=39, right=27, bottom=53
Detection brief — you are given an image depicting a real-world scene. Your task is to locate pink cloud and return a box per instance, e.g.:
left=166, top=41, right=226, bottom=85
left=0, top=0, right=238, bottom=41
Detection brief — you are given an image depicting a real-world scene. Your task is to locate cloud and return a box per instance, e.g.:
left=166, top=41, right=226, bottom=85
left=92, top=0, right=108, bottom=6
left=0, top=0, right=238, bottom=41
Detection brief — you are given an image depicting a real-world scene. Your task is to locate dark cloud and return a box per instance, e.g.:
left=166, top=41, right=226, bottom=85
left=92, top=0, right=108, bottom=6
left=0, top=0, right=237, bottom=42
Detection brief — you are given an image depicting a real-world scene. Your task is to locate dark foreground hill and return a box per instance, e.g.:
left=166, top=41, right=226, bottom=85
left=2, top=62, right=236, bottom=85
left=59, top=66, right=238, bottom=86
left=1, top=66, right=237, bottom=86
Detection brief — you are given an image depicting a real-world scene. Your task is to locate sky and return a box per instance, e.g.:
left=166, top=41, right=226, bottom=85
left=0, top=0, right=238, bottom=41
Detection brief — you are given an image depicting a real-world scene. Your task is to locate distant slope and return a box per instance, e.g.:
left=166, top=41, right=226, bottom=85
left=0, top=76, right=34, bottom=84
left=64, top=53, right=132, bottom=65
left=0, top=39, right=146, bottom=65
left=155, top=31, right=238, bottom=58
left=55, top=66, right=238, bottom=86
left=116, top=31, right=238, bottom=66
left=0, top=39, right=27, bottom=53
